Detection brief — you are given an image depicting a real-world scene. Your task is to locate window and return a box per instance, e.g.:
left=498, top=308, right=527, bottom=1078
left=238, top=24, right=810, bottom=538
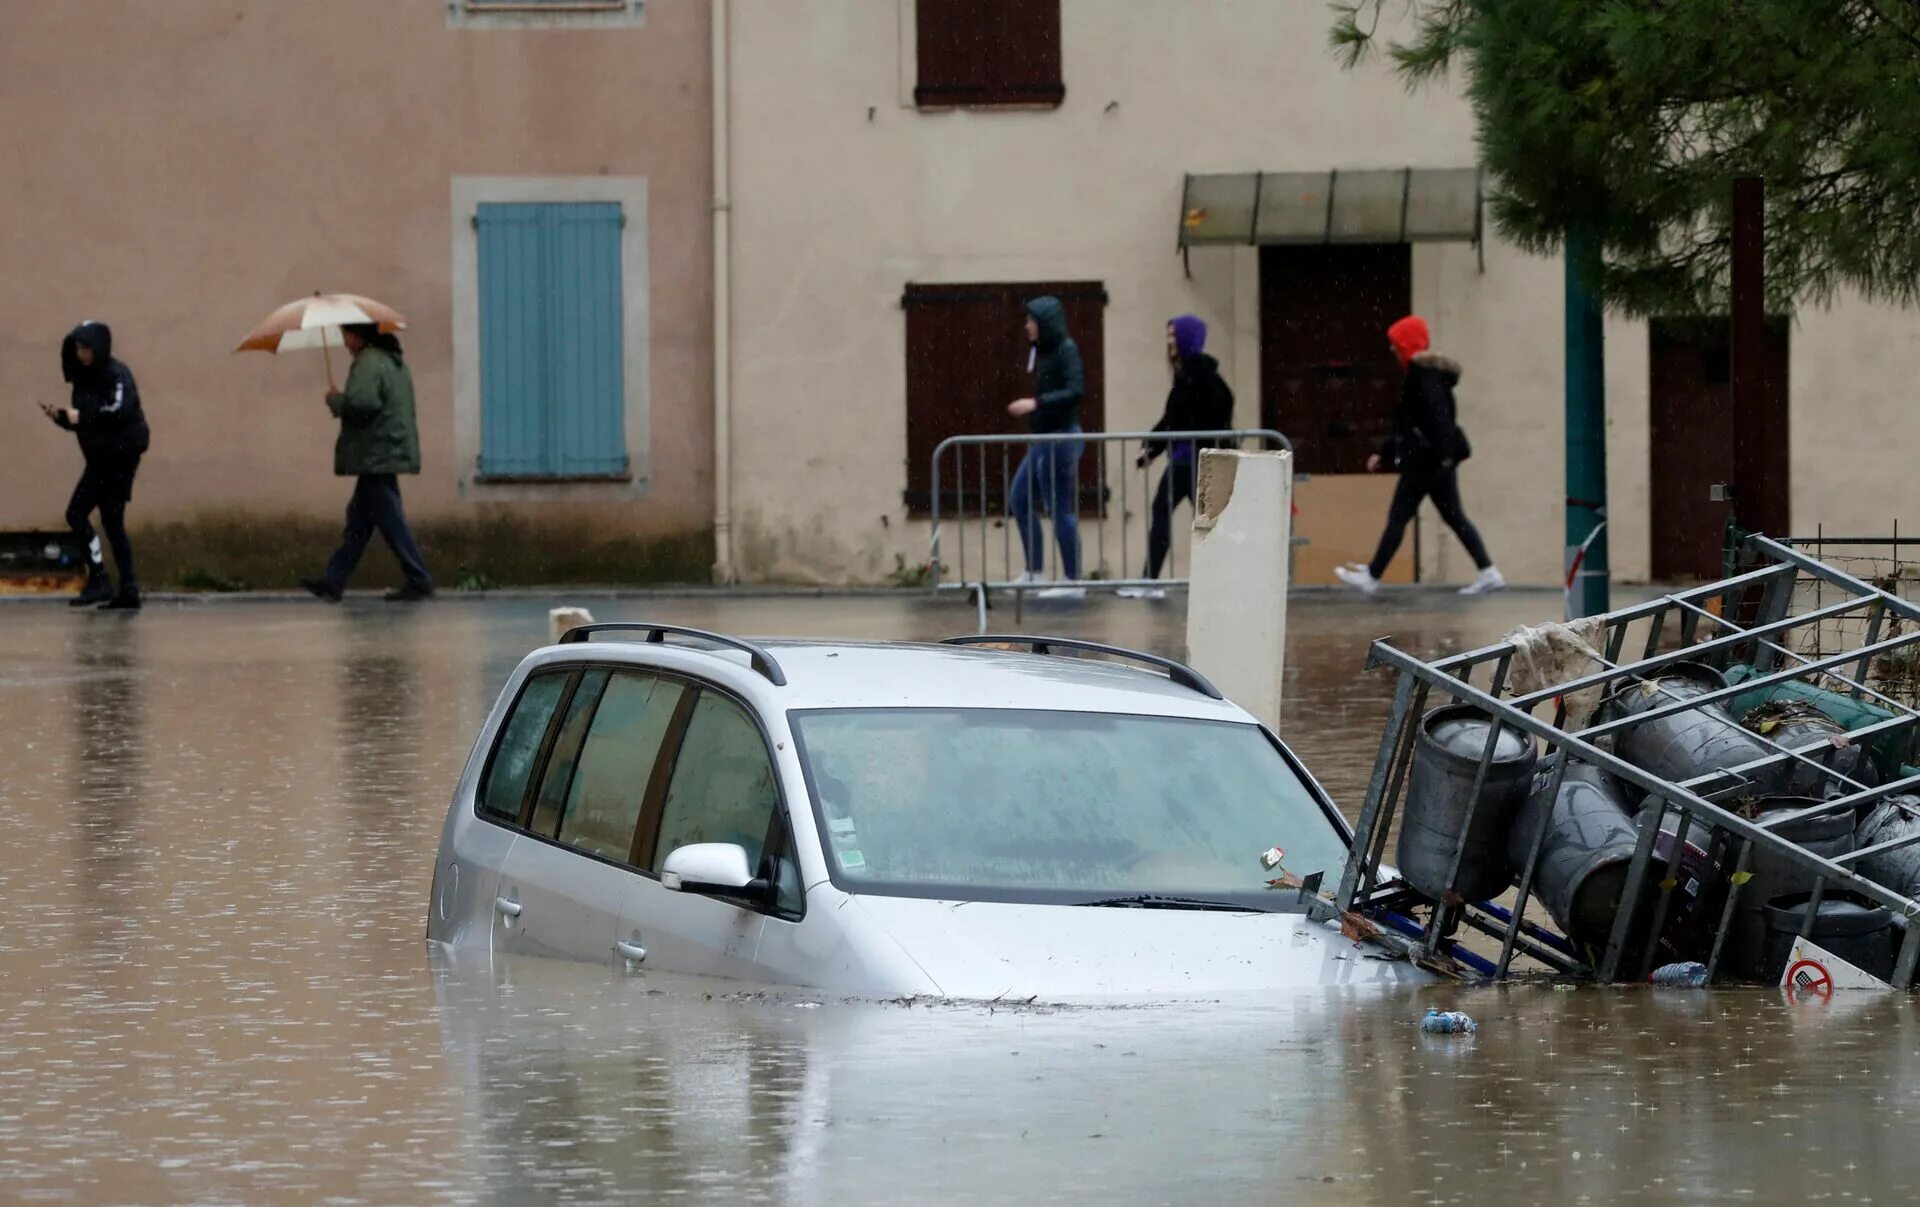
left=554, top=674, right=686, bottom=863
left=527, top=670, right=611, bottom=837
left=450, top=0, right=644, bottom=30
left=792, top=708, right=1348, bottom=907
left=651, top=694, right=782, bottom=876
left=475, top=202, right=628, bottom=480
left=915, top=0, right=1063, bottom=108
left=902, top=281, right=1106, bottom=517
left=478, top=673, right=571, bottom=822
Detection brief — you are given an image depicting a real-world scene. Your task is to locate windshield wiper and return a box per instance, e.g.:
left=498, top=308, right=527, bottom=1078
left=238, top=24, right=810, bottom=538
left=1075, top=894, right=1270, bottom=913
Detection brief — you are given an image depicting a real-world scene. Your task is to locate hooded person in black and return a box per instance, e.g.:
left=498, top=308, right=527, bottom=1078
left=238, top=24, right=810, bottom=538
left=40, top=321, right=150, bottom=608
left=1119, top=315, right=1234, bottom=598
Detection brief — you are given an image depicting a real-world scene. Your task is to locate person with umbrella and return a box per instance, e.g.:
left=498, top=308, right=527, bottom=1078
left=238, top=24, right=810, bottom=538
left=299, top=322, right=434, bottom=602
left=39, top=320, right=149, bottom=610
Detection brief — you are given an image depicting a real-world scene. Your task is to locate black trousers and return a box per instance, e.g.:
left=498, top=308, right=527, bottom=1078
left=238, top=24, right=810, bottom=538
left=321, top=474, right=433, bottom=593
left=67, top=455, right=140, bottom=589
left=1367, top=463, right=1492, bottom=579
left=1144, top=461, right=1196, bottom=580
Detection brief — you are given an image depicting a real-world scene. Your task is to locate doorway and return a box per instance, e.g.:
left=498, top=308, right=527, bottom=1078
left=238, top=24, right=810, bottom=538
left=1648, top=318, right=1790, bottom=581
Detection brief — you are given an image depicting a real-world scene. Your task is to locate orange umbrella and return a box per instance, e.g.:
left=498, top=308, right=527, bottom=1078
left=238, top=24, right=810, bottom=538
left=235, top=292, right=406, bottom=390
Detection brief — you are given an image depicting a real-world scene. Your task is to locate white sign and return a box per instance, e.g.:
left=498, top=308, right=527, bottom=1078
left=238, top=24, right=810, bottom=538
left=1777, top=938, right=1892, bottom=1001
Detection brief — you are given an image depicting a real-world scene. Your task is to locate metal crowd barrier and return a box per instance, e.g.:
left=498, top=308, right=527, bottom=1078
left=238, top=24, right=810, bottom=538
left=1332, top=534, right=1920, bottom=986
left=927, top=428, right=1295, bottom=618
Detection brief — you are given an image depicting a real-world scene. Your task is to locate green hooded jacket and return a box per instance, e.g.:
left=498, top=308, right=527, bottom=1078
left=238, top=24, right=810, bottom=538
left=328, top=345, right=421, bottom=476
left=1024, top=296, right=1084, bottom=435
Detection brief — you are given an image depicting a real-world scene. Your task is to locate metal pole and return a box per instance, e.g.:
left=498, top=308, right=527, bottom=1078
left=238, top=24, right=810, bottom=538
left=1730, top=177, right=1787, bottom=540
left=1566, top=224, right=1610, bottom=617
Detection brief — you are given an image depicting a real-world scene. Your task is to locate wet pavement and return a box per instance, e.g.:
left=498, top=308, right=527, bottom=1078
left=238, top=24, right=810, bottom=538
left=3, top=588, right=1919, bottom=1203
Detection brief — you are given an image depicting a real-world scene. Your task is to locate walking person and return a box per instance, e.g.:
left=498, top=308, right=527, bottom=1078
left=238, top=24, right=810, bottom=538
left=1006, top=296, right=1086, bottom=601
left=1336, top=315, right=1504, bottom=596
left=301, top=323, right=434, bottom=603
left=1118, top=315, right=1234, bottom=601
left=39, top=321, right=149, bottom=610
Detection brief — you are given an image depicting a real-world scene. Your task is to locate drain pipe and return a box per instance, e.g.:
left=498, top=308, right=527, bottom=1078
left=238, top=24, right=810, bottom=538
left=710, top=0, right=737, bottom=583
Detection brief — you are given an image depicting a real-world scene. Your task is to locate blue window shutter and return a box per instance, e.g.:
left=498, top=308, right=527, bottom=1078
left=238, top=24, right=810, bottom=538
left=476, top=201, right=627, bottom=478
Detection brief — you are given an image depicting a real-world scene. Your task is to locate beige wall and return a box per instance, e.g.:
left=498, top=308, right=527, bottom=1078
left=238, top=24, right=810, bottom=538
left=0, top=0, right=711, bottom=542
left=734, top=0, right=1920, bottom=587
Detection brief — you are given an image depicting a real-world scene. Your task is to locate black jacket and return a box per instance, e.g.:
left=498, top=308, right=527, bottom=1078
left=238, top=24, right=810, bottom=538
left=60, top=322, right=150, bottom=462
left=1379, top=352, right=1470, bottom=471
left=1142, top=353, right=1234, bottom=464
left=1024, top=297, right=1084, bottom=435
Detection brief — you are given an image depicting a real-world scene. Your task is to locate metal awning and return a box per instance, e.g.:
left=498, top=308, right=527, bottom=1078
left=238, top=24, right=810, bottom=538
left=1178, top=167, right=1482, bottom=249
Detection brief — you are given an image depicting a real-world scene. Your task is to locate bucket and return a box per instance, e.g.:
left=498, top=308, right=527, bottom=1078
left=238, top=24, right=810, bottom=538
left=1508, top=762, right=1641, bottom=948
left=1762, top=890, right=1895, bottom=983
left=1604, top=664, right=1774, bottom=797
left=1725, top=798, right=1858, bottom=980
left=1399, top=704, right=1538, bottom=902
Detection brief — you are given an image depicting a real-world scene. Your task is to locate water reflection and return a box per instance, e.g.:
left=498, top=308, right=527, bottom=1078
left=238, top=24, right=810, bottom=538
left=68, top=617, right=145, bottom=960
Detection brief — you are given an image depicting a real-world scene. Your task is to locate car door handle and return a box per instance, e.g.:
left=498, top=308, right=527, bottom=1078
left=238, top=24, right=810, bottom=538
left=494, top=897, right=522, bottom=919
left=615, top=941, right=648, bottom=963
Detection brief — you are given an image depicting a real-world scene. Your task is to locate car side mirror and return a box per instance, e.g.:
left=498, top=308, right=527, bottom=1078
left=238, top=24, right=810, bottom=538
left=661, top=842, right=774, bottom=907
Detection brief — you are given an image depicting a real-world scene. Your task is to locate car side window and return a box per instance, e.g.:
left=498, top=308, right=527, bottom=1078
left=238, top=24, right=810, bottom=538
left=477, top=672, right=570, bottom=823
left=651, top=692, right=782, bottom=881
left=554, top=673, right=685, bottom=864
left=527, top=670, right=610, bottom=838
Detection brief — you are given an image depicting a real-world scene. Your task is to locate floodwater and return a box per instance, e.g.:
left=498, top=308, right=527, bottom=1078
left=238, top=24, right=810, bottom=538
left=2, top=588, right=1918, bottom=1204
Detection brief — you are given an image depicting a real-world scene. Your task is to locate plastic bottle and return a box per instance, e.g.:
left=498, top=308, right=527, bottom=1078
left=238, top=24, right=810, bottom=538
left=1649, top=961, right=1710, bottom=988
left=1419, top=1008, right=1478, bottom=1035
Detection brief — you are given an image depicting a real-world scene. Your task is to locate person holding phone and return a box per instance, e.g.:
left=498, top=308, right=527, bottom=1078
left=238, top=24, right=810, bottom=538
left=40, top=321, right=149, bottom=609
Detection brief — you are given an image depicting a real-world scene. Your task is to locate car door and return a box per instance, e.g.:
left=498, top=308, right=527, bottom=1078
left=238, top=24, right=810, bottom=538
left=494, top=670, right=685, bottom=964
left=617, top=687, right=801, bottom=980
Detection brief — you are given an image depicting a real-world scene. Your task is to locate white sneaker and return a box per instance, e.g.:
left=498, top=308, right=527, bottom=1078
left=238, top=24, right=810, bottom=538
left=1034, top=586, right=1087, bottom=601
left=1115, top=586, right=1168, bottom=601
left=1459, top=566, right=1506, bottom=596
left=1334, top=564, right=1380, bottom=596
left=1008, top=571, right=1041, bottom=587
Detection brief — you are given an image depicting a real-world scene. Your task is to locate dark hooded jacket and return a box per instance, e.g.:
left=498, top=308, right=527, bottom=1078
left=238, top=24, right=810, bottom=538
left=1142, top=354, right=1234, bottom=464
left=1024, top=296, right=1084, bottom=435
left=1379, top=352, right=1471, bottom=471
left=59, top=322, right=150, bottom=462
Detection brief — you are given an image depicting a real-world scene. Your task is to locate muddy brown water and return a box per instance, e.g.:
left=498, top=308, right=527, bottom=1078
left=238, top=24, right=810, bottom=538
left=2, top=590, right=1916, bottom=1204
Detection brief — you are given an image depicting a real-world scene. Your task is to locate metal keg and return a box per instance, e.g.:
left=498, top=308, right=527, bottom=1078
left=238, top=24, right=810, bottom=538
left=1853, top=796, right=1920, bottom=900
left=1604, top=663, right=1773, bottom=796
left=1742, top=704, right=1876, bottom=801
left=1399, top=704, right=1538, bottom=902
left=1507, top=762, right=1642, bottom=948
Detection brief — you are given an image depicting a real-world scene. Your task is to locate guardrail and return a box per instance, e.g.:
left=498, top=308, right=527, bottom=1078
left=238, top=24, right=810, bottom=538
left=927, top=429, right=1295, bottom=615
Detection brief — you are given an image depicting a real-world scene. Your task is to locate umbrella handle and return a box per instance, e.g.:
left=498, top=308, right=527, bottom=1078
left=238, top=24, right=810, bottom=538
left=321, top=332, right=337, bottom=392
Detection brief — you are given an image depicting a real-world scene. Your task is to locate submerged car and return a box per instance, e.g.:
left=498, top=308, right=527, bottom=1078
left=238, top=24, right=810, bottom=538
left=427, top=625, right=1424, bottom=999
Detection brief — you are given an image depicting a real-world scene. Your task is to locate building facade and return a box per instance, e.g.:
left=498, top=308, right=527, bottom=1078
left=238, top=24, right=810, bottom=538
left=719, top=0, right=1920, bottom=588
left=0, top=0, right=714, bottom=588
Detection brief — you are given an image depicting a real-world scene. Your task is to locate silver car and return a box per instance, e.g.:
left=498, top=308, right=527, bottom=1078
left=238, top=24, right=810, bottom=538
left=427, top=625, right=1424, bottom=999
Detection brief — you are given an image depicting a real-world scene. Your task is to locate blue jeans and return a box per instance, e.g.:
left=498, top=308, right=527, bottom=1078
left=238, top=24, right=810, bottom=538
left=1007, top=430, right=1084, bottom=579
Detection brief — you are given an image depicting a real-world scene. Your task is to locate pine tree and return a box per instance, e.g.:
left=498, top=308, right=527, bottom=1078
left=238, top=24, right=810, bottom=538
left=1331, top=1, right=1920, bottom=316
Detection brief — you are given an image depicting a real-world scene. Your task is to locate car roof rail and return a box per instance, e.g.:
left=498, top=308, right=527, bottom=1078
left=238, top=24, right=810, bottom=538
left=557, top=623, right=788, bottom=687
left=941, top=634, right=1223, bottom=700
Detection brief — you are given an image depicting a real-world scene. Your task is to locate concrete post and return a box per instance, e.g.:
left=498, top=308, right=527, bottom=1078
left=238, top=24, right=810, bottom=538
left=1186, top=449, right=1293, bottom=732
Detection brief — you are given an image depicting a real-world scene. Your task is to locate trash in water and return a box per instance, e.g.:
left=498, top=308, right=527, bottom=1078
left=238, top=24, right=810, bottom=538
left=1650, top=961, right=1710, bottom=988
left=1419, top=1008, right=1477, bottom=1035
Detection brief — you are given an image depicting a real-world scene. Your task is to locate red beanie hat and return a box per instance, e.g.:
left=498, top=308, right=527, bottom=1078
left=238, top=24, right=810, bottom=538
left=1387, top=315, right=1431, bottom=368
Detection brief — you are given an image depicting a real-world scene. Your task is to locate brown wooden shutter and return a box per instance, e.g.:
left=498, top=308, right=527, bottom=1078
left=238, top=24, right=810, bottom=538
left=903, top=281, right=1105, bottom=517
left=915, top=0, right=1063, bottom=108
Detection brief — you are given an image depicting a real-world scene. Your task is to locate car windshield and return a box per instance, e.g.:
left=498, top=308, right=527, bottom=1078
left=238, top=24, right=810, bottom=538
left=789, top=707, right=1348, bottom=908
